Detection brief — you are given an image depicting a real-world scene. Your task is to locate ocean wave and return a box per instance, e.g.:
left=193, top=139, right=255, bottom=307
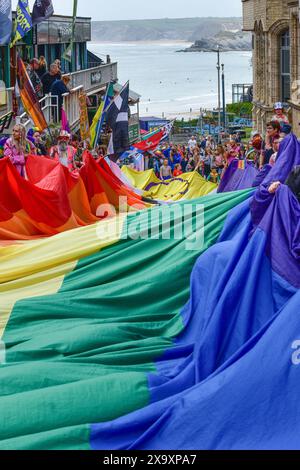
left=175, top=95, right=202, bottom=102
left=140, top=99, right=171, bottom=105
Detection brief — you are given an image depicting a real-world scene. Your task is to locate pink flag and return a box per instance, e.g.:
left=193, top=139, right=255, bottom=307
left=61, top=108, right=70, bottom=133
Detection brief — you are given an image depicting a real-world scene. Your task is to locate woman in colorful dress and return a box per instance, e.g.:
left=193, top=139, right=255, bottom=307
left=4, top=124, right=36, bottom=178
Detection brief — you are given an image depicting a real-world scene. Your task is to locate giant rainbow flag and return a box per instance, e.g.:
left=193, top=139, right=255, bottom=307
left=0, top=153, right=146, bottom=240
left=122, top=167, right=217, bottom=201
left=0, top=134, right=299, bottom=449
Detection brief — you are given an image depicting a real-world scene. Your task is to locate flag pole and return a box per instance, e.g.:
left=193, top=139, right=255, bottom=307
left=93, top=83, right=109, bottom=150
left=47, top=126, right=55, bottom=145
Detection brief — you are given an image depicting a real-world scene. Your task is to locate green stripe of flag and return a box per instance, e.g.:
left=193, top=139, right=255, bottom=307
left=0, top=190, right=253, bottom=449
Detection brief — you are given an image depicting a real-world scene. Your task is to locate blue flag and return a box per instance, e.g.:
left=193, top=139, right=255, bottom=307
left=0, top=0, right=12, bottom=45
left=10, top=0, right=32, bottom=48
left=89, top=135, right=300, bottom=450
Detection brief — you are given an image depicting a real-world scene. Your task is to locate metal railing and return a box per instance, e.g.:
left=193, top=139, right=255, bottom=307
left=19, top=94, right=59, bottom=131
left=16, top=87, right=82, bottom=132
left=70, top=62, right=118, bottom=95
left=0, top=87, right=14, bottom=118
left=62, top=86, right=83, bottom=130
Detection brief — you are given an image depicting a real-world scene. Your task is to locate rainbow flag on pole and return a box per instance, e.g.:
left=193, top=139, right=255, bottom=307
left=16, top=55, right=48, bottom=131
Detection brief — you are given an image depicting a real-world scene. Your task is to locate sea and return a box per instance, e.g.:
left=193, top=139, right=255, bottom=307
left=89, top=42, right=253, bottom=120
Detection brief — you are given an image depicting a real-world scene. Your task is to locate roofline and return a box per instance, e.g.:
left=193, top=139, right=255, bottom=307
left=12, top=11, right=91, bottom=21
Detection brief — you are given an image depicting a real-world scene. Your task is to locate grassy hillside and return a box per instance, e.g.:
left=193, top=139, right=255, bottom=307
left=91, top=17, right=243, bottom=42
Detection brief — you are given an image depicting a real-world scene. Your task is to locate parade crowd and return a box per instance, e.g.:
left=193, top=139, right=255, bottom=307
left=1, top=100, right=299, bottom=202
left=131, top=102, right=293, bottom=185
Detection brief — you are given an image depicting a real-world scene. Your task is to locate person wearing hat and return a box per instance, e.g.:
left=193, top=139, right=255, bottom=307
left=50, top=131, right=76, bottom=171
left=271, top=102, right=290, bottom=126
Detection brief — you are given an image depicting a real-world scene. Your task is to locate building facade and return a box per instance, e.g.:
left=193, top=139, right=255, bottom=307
left=0, top=14, right=117, bottom=94
left=0, top=14, right=119, bottom=132
left=242, top=0, right=300, bottom=136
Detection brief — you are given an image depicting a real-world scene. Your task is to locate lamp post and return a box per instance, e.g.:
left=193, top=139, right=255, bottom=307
left=222, top=64, right=226, bottom=131
left=216, top=46, right=221, bottom=143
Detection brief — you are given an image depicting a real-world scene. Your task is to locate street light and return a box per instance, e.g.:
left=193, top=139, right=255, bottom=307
left=216, top=46, right=221, bottom=143
left=222, top=64, right=226, bottom=131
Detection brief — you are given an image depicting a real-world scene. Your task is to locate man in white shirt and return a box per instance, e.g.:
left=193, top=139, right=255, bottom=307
left=188, top=136, right=197, bottom=154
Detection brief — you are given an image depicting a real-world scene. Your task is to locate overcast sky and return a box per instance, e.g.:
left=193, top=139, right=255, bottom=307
left=13, top=0, right=242, bottom=21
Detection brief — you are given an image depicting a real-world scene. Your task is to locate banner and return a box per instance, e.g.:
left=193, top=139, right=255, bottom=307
left=32, top=0, right=54, bottom=25
left=62, top=0, right=78, bottom=62
left=0, top=0, right=12, bottom=45
left=17, top=55, right=48, bottom=131
left=79, top=90, right=90, bottom=142
left=10, top=0, right=32, bottom=48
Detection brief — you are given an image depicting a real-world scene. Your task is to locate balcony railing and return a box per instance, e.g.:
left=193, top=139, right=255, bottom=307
left=70, top=62, right=118, bottom=95
left=10, top=87, right=84, bottom=133
left=62, top=86, right=83, bottom=130
left=19, top=94, right=59, bottom=132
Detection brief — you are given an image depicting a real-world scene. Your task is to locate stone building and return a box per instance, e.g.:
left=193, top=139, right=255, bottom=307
left=242, top=0, right=300, bottom=136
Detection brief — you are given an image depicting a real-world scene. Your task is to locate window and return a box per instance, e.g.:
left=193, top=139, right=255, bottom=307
left=280, top=30, right=290, bottom=102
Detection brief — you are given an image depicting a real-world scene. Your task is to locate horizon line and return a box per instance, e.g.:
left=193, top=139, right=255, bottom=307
left=92, top=16, right=243, bottom=22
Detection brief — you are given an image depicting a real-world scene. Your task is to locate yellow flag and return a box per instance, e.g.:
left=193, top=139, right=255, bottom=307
left=90, top=100, right=105, bottom=148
